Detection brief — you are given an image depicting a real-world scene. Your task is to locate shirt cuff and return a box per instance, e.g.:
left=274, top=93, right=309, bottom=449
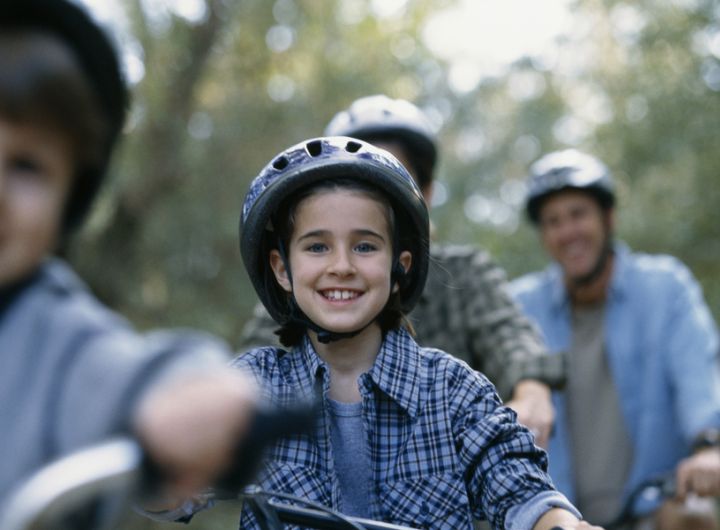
left=504, top=490, right=582, bottom=530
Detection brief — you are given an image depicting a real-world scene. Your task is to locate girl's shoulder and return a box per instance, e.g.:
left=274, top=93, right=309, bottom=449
left=230, top=345, right=287, bottom=371
left=417, top=345, right=493, bottom=388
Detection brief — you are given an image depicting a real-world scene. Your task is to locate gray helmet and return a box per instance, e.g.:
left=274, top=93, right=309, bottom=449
left=1, top=0, right=128, bottom=234
left=324, top=95, right=437, bottom=189
left=525, top=149, right=615, bottom=223
left=240, top=136, right=430, bottom=328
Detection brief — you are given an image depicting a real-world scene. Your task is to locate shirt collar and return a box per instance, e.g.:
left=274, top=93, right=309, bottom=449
left=294, top=335, right=330, bottom=396
left=546, top=240, right=631, bottom=311
left=607, top=241, right=631, bottom=300
left=367, top=328, right=423, bottom=418
left=293, top=328, right=424, bottom=418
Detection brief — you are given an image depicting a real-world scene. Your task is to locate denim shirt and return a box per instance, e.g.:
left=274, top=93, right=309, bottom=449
left=510, top=243, right=720, bottom=515
left=232, top=329, right=577, bottom=530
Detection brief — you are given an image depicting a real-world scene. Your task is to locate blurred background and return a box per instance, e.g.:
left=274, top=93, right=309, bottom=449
left=68, top=0, right=719, bottom=527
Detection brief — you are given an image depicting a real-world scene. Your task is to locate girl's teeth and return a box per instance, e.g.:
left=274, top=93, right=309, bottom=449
left=326, top=290, right=356, bottom=300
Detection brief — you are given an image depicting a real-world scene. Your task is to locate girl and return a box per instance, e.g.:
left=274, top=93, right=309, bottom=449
left=235, top=136, right=602, bottom=530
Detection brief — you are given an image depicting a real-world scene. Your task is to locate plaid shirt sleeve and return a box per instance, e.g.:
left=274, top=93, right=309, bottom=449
left=413, top=245, right=564, bottom=399
left=446, top=362, right=556, bottom=527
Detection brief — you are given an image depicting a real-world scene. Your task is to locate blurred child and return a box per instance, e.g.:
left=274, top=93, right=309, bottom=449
left=0, top=0, right=257, bottom=516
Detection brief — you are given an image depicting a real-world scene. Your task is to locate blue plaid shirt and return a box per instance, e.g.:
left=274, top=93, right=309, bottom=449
left=232, top=329, right=573, bottom=529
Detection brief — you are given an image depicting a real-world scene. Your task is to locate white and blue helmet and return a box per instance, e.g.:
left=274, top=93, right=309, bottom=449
left=526, top=149, right=616, bottom=223
left=240, top=136, right=430, bottom=328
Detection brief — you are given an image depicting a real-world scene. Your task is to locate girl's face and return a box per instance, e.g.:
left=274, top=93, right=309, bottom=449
left=0, top=118, right=73, bottom=287
left=270, top=188, right=411, bottom=337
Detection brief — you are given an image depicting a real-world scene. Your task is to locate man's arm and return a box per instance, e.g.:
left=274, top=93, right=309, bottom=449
left=456, top=248, right=563, bottom=446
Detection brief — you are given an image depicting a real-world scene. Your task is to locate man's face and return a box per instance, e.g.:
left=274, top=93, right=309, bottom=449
left=538, top=190, right=613, bottom=282
left=370, top=140, right=433, bottom=204
left=0, top=118, right=73, bottom=287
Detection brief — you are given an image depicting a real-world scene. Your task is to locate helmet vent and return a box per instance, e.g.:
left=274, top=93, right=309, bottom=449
left=306, top=140, right=323, bottom=157
left=272, top=156, right=289, bottom=170
left=345, top=140, right=362, bottom=153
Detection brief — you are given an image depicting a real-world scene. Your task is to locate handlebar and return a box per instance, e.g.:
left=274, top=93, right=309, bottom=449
left=230, top=488, right=418, bottom=530
left=0, top=437, right=142, bottom=530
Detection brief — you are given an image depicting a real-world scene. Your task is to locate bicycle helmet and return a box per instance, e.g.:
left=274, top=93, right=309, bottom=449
left=525, top=149, right=615, bottom=224
left=240, top=136, right=429, bottom=338
left=324, top=95, right=438, bottom=189
left=0, top=0, right=128, bottom=234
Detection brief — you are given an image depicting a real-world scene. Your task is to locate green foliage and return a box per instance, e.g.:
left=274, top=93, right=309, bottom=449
left=65, top=1, right=719, bottom=527
left=71, top=0, right=720, bottom=347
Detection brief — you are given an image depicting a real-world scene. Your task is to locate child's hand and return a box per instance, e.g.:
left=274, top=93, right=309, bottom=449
left=534, top=509, right=604, bottom=529
left=134, top=369, right=257, bottom=500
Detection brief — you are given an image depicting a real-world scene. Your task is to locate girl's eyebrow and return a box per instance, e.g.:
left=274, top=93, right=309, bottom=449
left=296, top=228, right=386, bottom=242
left=354, top=229, right=386, bottom=242
left=296, top=229, right=329, bottom=242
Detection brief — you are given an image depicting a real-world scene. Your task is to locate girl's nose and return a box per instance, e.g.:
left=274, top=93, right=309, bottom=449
left=327, top=248, right=355, bottom=275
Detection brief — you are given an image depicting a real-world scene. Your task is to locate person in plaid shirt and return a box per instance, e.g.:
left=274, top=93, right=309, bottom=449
left=232, top=136, right=602, bottom=529
left=239, top=95, right=562, bottom=448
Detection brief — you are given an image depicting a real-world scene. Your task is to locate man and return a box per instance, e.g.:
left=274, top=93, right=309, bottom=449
left=239, top=95, right=564, bottom=446
left=510, top=148, right=720, bottom=528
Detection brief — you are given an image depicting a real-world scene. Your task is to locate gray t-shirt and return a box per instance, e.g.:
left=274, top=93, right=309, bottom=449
left=567, top=302, right=634, bottom=523
left=327, top=399, right=372, bottom=518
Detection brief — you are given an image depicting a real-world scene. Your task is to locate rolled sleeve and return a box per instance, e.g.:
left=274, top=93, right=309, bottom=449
left=505, top=490, right=582, bottom=530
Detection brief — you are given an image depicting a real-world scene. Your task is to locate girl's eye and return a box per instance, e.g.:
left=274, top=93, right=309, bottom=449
left=306, top=242, right=327, bottom=253
left=355, top=242, right=377, bottom=253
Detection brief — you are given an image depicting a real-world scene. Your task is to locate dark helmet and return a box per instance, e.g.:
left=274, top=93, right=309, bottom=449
left=240, top=136, right=430, bottom=329
left=0, top=0, right=129, bottom=233
left=324, top=95, right=438, bottom=189
left=525, top=149, right=615, bottom=223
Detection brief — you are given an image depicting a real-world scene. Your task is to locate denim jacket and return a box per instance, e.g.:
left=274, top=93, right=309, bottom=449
left=510, top=243, right=720, bottom=515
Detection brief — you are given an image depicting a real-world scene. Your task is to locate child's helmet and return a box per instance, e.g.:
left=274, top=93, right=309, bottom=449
left=525, top=149, right=615, bottom=224
left=324, top=95, right=438, bottom=189
left=240, top=136, right=430, bottom=331
left=0, top=0, right=128, bottom=233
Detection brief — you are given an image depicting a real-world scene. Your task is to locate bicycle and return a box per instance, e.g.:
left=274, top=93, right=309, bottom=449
left=0, top=405, right=419, bottom=530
